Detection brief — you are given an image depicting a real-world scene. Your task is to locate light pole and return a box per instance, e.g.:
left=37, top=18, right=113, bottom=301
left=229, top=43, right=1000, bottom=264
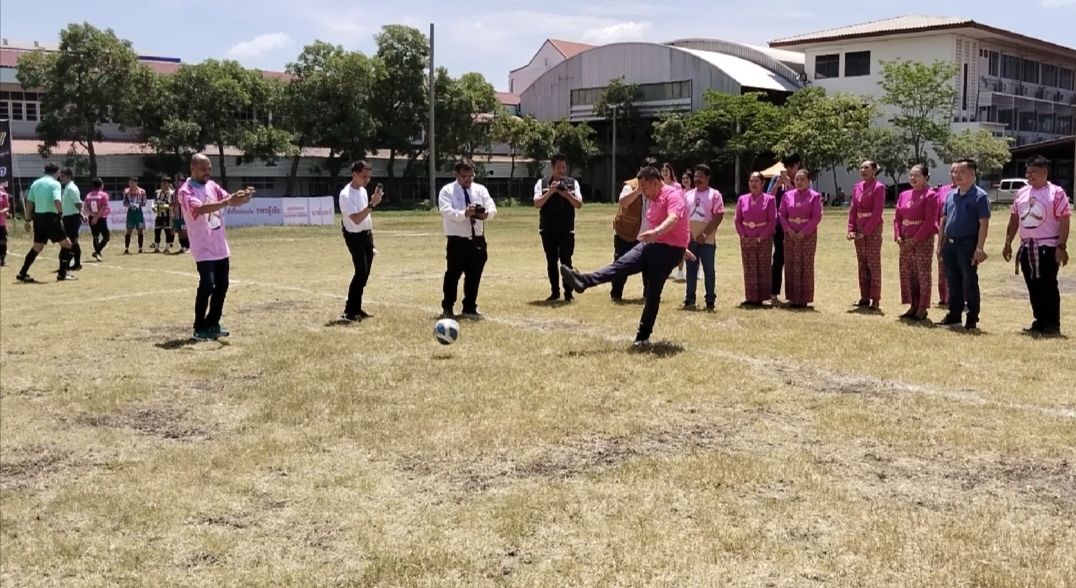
left=610, top=103, right=621, bottom=203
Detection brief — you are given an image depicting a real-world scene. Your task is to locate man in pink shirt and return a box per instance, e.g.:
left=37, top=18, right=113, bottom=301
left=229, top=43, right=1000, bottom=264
left=560, top=165, right=690, bottom=347
left=1002, top=155, right=1070, bottom=335
left=177, top=153, right=254, bottom=341
left=83, top=178, right=112, bottom=260
left=682, top=164, right=725, bottom=311
left=0, top=182, right=10, bottom=266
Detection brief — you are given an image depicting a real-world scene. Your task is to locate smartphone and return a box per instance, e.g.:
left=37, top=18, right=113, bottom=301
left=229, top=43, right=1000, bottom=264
left=375, top=183, right=383, bottom=193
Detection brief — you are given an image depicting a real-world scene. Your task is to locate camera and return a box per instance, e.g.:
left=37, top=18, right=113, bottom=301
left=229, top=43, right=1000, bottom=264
left=473, top=205, right=486, bottom=217
left=558, top=178, right=574, bottom=192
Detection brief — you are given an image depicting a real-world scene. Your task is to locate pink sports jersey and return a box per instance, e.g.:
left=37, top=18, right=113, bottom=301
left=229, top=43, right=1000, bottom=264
left=83, top=190, right=111, bottom=218
left=0, top=189, right=9, bottom=227
left=1012, top=183, right=1071, bottom=247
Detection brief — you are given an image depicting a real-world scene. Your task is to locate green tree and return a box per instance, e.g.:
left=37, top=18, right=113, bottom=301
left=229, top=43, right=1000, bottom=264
left=936, top=129, right=1013, bottom=175
left=370, top=25, right=430, bottom=178
left=518, top=116, right=557, bottom=176
left=879, top=59, right=959, bottom=166
left=553, top=120, right=600, bottom=176
left=491, top=113, right=525, bottom=179
left=15, top=23, right=147, bottom=178
left=281, top=41, right=377, bottom=195
left=433, top=70, right=500, bottom=167
left=850, top=127, right=911, bottom=187
left=594, top=78, right=648, bottom=176
left=168, top=59, right=284, bottom=188
left=776, top=87, right=875, bottom=190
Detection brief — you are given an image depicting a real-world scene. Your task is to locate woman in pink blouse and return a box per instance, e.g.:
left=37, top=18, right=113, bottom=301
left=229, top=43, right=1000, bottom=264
left=847, top=160, right=886, bottom=310
left=893, top=164, right=939, bottom=321
left=779, top=169, right=824, bottom=309
left=736, top=172, right=778, bottom=306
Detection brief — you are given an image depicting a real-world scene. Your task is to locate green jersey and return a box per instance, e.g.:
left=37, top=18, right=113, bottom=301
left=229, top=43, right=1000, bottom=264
left=28, top=175, right=62, bottom=214
left=61, top=182, right=82, bottom=216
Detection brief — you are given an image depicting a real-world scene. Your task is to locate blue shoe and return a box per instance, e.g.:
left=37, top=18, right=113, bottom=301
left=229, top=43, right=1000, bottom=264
left=192, top=329, right=213, bottom=341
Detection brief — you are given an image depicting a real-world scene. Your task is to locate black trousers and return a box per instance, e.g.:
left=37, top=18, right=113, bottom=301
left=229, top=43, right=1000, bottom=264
left=610, top=234, right=645, bottom=299
left=343, top=229, right=375, bottom=315
left=771, top=223, right=784, bottom=297
left=62, top=214, right=82, bottom=267
left=0, top=225, right=7, bottom=261
left=194, top=258, right=230, bottom=331
left=943, top=237, right=981, bottom=323
left=541, top=231, right=575, bottom=295
left=90, top=219, right=110, bottom=254
left=442, top=236, right=488, bottom=314
left=1020, top=245, right=1061, bottom=330
left=583, top=242, right=685, bottom=341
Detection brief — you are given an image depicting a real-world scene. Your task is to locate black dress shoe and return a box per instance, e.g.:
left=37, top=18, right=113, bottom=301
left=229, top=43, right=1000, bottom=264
left=559, top=265, right=586, bottom=294
left=964, top=321, right=978, bottom=331
left=854, top=299, right=869, bottom=307
left=545, top=293, right=560, bottom=302
left=937, top=315, right=962, bottom=326
left=358, top=310, right=373, bottom=319
left=1022, top=322, right=1041, bottom=333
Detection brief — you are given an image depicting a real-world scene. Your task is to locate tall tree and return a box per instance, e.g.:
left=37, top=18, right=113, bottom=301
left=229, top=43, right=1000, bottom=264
left=776, top=87, right=875, bottom=190
left=879, top=59, right=960, bottom=166
left=935, top=129, right=1013, bottom=175
left=16, top=23, right=146, bottom=178
left=518, top=116, right=557, bottom=176
left=168, top=59, right=285, bottom=189
left=850, top=127, right=911, bottom=187
left=281, top=41, right=377, bottom=195
left=433, top=70, right=499, bottom=167
left=369, top=25, right=430, bottom=178
left=491, top=113, right=525, bottom=179
left=553, top=120, right=600, bottom=176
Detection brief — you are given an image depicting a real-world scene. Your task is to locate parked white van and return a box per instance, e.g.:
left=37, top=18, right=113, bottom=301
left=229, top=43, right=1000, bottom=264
left=992, top=178, right=1028, bottom=205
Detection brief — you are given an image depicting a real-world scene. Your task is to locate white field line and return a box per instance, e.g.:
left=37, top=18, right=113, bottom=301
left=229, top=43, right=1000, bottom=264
left=0, top=288, right=190, bottom=314
left=7, top=257, right=1074, bottom=421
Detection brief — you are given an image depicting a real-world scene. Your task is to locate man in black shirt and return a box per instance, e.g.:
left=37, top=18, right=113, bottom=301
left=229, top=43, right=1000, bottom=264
left=533, top=154, right=583, bottom=301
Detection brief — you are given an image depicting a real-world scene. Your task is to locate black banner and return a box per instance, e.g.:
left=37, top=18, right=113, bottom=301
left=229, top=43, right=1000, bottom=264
left=0, top=119, right=11, bottom=192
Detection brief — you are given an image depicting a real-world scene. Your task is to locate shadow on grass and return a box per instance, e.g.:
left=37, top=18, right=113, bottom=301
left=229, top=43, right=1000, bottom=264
left=1019, top=331, right=1068, bottom=341
left=324, top=318, right=358, bottom=327
left=847, top=307, right=885, bottom=316
left=629, top=341, right=685, bottom=358
left=527, top=299, right=572, bottom=308
left=559, top=347, right=622, bottom=359
left=898, top=317, right=936, bottom=329
left=155, top=338, right=229, bottom=350
left=612, top=298, right=646, bottom=306
left=736, top=303, right=770, bottom=311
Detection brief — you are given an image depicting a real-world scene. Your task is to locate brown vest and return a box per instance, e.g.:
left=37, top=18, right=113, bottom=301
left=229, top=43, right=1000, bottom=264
left=613, top=179, right=643, bottom=241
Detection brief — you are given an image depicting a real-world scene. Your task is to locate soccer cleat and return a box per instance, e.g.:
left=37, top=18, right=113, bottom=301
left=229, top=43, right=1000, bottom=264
left=16, top=274, right=36, bottom=283
left=340, top=313, right=360, bottom=322
left=150, top=243, right=158, bottom=253
left=92, top=252, right=102, bottom=261
left=56, top=274, right=78, bottom=281
left=123, top=249, right=130, bottom=255
left=138, top=248, right=143, bottom=254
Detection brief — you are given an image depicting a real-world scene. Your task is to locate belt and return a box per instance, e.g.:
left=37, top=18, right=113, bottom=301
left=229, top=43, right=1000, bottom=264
left=448, top=235, right=483, bottom=241
left=857, top=212, right=873, bottom=218
left=901, top=220, right=923, bottom=226
left=743, top=221, right=765, bottom=228
left=946, top=235, right=977, bottom=243
left=789, top=217, right=809, bottom=223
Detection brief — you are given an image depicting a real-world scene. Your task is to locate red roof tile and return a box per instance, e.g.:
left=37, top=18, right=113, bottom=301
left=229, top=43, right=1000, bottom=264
left=547, top=39, right=594, bottom=59
left=496, top=91, right=520, bottom=105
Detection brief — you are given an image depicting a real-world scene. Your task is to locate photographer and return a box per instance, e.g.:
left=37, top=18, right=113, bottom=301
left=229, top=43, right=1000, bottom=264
left=533, top=154, right=583, bottom=301
left=439, top=161, right=497, bottom=319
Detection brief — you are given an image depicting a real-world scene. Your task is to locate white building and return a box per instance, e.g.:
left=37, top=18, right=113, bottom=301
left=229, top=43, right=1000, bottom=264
left=509, top=39, right=594, bottom=95
left=769, top=15, right=1076, bottom=193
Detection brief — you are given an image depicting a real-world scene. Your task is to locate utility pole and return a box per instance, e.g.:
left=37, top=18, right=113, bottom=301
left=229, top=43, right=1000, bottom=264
left=428, top=23, right=436, bottom=206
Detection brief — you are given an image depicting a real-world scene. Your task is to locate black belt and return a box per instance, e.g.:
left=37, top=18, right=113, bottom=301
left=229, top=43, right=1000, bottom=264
left=448, top=235, right=483, bottom=241
left=945, top=235, right=977, bottom=243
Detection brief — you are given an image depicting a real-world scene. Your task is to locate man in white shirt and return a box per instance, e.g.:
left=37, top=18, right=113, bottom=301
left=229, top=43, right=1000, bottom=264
left=533, top=154, right=583, bottom=302
left=439, top=161, right=497, bottom=319
left=338, top=160, right=383, bottom=322
left=682, top=164, right=725, bottom=310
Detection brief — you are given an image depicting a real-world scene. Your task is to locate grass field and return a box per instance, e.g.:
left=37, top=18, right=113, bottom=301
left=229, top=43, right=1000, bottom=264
left=1, top=204, right=1074, bottom=587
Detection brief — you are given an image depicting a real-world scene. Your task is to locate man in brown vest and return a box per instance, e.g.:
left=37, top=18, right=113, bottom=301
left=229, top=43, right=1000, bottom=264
left=611, top=157, right=657, bottom=301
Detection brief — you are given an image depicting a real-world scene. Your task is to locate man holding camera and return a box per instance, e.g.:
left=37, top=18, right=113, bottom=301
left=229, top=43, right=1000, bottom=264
left=439, top=161, right=497, bottom=319
left=533, top=154, right=583, bottom=302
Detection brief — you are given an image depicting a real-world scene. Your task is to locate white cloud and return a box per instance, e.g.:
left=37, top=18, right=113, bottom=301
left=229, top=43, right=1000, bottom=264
left=581, top=21, right=653, bottom=44
left=226, top=32, right=292, bottom=59
left=1042, top=0, right=1075, bottom=6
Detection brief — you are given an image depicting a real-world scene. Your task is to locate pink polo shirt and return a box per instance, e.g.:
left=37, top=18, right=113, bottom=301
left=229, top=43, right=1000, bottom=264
left=893, top=188, right=939, bottom=241
left=1012, top=183, right=1071, bottom=247
left=0, top=189, right=9, bottom=227
left=848, top=180, right=885, bottom=234
left=647, top=184, right=690, bottom=248
left=735, top=192, right=777, bottom=239
left=779, top=189, right=823, bottom=235
left=178, top=179, right=232, bottom=262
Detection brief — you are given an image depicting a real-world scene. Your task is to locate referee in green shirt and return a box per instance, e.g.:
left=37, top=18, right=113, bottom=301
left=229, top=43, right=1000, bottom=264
left=16, top=163, right=77, bottom=282
left=59, top=168, right=85, bottom=271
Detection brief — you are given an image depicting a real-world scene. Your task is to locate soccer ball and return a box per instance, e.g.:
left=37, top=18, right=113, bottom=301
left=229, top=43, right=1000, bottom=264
left=434, top=318, right=460, bottom=345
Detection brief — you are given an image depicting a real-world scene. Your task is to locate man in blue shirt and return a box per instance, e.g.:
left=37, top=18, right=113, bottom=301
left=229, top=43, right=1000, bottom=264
left=936, top=159, right=991, bottom=330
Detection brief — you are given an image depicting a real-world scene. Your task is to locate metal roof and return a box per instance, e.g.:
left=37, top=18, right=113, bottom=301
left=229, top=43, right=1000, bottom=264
left=770, top=15, right=971, bottom=46
left=674, top=47, right=800, bottom=92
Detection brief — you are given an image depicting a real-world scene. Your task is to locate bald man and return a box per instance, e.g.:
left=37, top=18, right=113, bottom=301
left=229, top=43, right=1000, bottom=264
left=176, top=154, right=254, bottom=340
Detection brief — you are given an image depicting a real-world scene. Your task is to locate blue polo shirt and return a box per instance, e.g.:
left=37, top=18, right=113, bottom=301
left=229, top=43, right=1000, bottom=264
left=943, top=185, right=990, bottom=239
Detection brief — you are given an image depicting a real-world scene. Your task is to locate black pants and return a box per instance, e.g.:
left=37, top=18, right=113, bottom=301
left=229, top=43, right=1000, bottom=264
left=154, top=215, right=175, bottom=246
left=943, top=237, right=981, bottom=323
left=541, top=231, right=575, bottom=296
left=0, top=225, right=7, bottom=262
left=610, top=234, right=645, bottom=299
left=1020, top=245, right=1061, bottom=330
left=771, top=223, right=784, bottom=297
left=442, top=236, right=487, bottom=314
left=194, top=258, right=230, bottom=332
left=62, top=214, right=82, bottom=267
left=582, top=242, right=685, bottom=341
left=90, top=219, right=110, bottom=254
left=343, top=229, right=375, bottom=315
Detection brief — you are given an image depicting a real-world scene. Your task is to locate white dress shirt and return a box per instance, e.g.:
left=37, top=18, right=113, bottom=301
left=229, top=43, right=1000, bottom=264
left=439, top=181, right=497, bottom=238
left=339, top=184, right=373, bottom=233
left=532, top=177, right=583, bottom=203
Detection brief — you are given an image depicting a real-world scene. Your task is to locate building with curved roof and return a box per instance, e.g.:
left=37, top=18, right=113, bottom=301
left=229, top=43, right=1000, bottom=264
left=518, top=40, right=804, bottom=122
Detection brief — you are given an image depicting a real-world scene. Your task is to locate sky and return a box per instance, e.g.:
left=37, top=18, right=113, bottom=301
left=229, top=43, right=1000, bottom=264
left=1, top=0, right=1074, bottom=92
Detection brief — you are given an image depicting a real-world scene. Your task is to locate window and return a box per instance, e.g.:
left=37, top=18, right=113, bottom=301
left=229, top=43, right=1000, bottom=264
left=11, top=103, right=23, bottom=121
left=241, top=177, right=275, bottom=192
left=1000, top=54, right=1021, bottom=80
left=1021, top=58, right=1040, bottom=84
left=25, top=103, right=38, bottom=122
left=1059, top=68, right=1074, bottom=91
left=1057, top=116, right=1073, bottom=135
left=844, top=51, right=871, bottom=77
left=1042, top=64, right=1058, bottom=87
left=815, top=54, right=839, bottom=79
left=988, top=51, right=999, bottom=76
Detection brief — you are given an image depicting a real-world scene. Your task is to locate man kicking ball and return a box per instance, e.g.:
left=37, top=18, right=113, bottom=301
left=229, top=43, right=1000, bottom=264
left=560, top=165, right=690, bottom=347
